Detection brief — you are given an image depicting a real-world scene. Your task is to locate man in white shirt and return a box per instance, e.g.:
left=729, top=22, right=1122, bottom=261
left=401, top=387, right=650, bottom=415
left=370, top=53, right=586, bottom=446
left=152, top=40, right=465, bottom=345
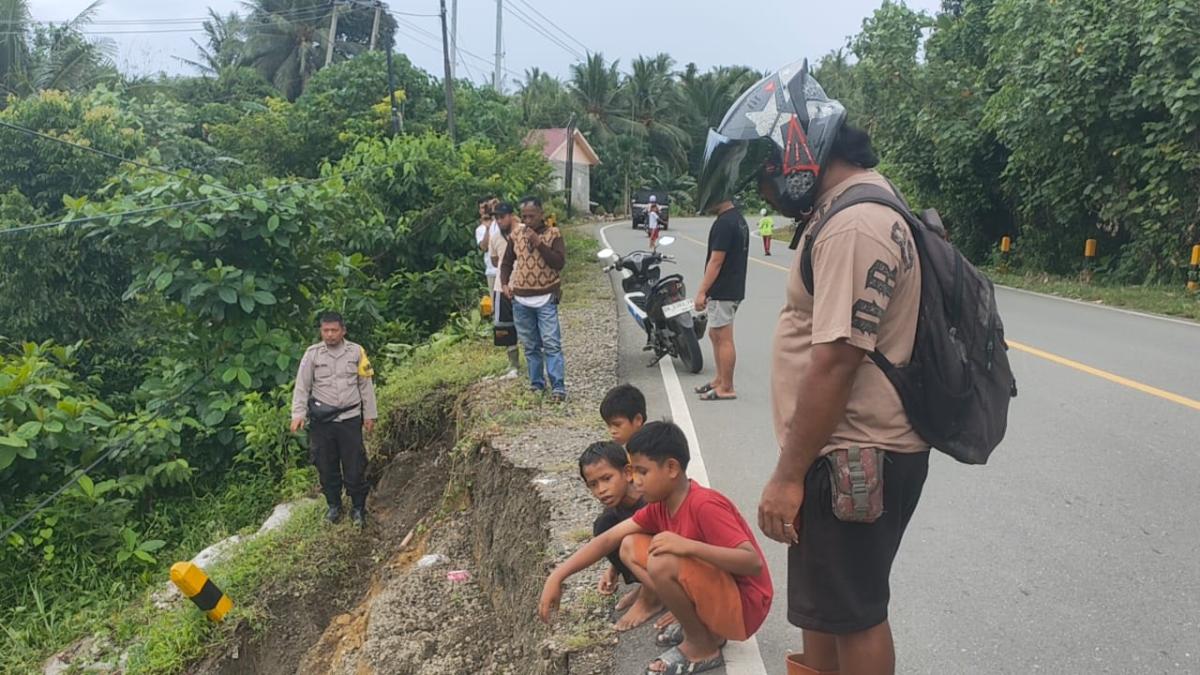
left=475, top=196, right=501, bottom=290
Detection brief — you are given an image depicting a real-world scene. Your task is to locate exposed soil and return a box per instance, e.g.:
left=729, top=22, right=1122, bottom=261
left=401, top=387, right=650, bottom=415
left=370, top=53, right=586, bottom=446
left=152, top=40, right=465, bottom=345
left=190, top=239, right=622, bottom=675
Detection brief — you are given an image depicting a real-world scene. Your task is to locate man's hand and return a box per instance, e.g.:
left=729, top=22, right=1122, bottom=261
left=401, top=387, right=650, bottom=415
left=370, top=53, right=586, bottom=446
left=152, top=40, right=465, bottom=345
left=290, top=417, right=305, bottom=433
left=648, top=531, right=695, bottom=558
left=694, top=291, right=708, bottom=313
left=538, top=576, right=563, bottom=624
left=364, top=419, right=376, bottom=434
left=758, top=470, right=804, bottom=545
left=503, top=284, right=513, bottom=299
left=597, top=565, right=618, bottom=595
left=524, top=226, right=541, bottom=248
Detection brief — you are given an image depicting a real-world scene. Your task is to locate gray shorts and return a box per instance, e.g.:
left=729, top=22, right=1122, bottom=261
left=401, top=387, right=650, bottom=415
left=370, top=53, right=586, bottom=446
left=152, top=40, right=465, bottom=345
left=707, top=299, right=740, bottom=329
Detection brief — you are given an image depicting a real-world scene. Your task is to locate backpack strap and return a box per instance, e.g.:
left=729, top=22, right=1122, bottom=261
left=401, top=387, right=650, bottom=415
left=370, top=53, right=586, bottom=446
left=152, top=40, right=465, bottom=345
left=798, top=182, right=925, bottom=297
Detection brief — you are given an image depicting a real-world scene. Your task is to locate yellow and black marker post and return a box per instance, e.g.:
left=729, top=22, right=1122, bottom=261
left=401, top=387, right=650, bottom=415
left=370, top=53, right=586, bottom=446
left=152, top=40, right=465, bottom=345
left=1188, top=244, right=1199, bottom=293
left=170, top=561, right=232, bottom=622
left=999, top=236, right=1012, bottom=273
left=1083, top=238, right=1098, bottom=283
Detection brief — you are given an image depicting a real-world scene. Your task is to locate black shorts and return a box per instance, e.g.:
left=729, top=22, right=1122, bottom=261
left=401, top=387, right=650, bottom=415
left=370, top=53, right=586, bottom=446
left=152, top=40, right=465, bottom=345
left=493, top=290, right=517, bottom=347
left=787, top=450, right=929, bottom=634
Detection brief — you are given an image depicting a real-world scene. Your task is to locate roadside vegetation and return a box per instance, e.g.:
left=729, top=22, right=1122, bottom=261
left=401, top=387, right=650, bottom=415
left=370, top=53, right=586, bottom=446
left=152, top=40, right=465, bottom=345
left=2, top=0, right=1197, bottom=669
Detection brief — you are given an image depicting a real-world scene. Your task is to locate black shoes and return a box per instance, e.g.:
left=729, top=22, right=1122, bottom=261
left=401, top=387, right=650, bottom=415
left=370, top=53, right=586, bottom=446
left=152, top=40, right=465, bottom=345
left=350, top=507, right=366, bottom=528
left=325, top=504, right=342, bottom=524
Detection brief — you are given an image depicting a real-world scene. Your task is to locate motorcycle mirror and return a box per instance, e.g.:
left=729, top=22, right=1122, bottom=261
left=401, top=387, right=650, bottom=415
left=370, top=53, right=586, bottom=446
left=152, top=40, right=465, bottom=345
left=596, top=248, right=614, bottom=260
left=657, top=236, right=676, bottom=248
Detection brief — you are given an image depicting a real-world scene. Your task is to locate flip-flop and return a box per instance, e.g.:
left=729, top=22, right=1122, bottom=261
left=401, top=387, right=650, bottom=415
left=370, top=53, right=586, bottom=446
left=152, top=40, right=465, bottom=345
left=698, top=389, right=737, bottom=401
left=655, top=622, right=684, bottom=647
left=693, top=383, right=715, bottom=394
left=646, top=645, right=725, bottom=675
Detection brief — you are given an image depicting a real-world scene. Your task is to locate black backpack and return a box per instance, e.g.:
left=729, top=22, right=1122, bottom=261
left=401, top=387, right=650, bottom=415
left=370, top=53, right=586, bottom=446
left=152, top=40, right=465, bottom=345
left=794, top=182, right=1017, bottom=465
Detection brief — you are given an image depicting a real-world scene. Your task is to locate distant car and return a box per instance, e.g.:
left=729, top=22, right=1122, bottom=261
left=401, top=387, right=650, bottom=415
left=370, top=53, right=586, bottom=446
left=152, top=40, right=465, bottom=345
left=631, top=189, right=670, bottom=230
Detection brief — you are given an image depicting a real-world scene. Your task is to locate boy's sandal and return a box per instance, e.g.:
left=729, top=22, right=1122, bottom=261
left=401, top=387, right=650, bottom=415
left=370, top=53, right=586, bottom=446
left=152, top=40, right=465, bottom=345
left=655, top=622, right=684, bottom=647
left=693, top=382, right=714, bottom=394
left=698, top=389, right=737, bottom=401
left=646, top=646, right=725, bottom=675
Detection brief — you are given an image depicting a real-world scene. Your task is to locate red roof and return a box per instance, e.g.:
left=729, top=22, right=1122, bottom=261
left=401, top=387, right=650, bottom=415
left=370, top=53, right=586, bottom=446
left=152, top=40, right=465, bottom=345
left=523, top=128, right=601, bottom=165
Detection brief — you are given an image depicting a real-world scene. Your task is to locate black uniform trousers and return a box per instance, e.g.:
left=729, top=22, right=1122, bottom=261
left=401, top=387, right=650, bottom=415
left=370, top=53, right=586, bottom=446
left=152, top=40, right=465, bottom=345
left=309, top=416, right=368, bottom=509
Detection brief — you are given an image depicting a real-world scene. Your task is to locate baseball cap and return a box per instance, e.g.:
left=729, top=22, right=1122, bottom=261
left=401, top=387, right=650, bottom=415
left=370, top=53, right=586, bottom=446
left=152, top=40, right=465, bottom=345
left=494, top=202, right=514, bottom=215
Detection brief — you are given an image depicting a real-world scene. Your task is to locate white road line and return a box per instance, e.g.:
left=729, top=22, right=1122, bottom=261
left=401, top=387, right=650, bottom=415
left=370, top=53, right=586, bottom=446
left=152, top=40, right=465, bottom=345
left=997, top=284, right=1200, bottom=328
left=599, top=222, right=771, bottom=675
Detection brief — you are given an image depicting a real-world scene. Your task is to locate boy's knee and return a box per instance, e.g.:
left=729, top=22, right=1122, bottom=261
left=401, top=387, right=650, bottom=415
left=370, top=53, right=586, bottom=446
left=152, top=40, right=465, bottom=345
left=619, top=533, right=648, bottom=567
left=646, top=551, right=681, bottom=582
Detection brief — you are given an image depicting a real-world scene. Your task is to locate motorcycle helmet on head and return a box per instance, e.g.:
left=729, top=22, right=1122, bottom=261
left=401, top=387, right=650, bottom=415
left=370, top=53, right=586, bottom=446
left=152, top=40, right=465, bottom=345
left=695, top=59, right=846, bottom=219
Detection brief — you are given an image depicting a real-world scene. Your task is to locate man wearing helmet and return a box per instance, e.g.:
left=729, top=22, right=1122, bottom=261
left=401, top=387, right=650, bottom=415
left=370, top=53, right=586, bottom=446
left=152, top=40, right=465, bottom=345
left=697, top=61, right=930, bottom=675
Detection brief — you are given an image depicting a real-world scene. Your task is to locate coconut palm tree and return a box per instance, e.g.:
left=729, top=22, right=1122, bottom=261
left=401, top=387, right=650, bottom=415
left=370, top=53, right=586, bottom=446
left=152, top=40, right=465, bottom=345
left=625, top=53, right=690, bottom=169
left=516, top=67, right=576, bottom=128
left=0, top=0, right=31, bottom=95
left=569, top=53, right=636, bottom=139
left=240, top=0, right=334, bottom=99
left=0, top=0, right=116, bottom=96
left=175, top=9, right=248, bottom=76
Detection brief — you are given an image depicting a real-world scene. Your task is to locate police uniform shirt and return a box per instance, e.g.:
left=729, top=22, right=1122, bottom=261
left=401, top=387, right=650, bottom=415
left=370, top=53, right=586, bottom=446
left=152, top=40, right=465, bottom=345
left=290, top=340, right=378, bottom=422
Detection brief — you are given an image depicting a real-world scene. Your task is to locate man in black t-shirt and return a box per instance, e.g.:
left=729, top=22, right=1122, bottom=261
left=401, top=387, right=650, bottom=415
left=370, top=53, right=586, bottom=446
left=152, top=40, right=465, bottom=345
left=693, top=199, right=749, bottom=401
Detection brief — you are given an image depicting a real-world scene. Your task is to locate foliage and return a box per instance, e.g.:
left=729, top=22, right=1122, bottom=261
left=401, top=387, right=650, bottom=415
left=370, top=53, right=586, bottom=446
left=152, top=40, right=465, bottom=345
left=0, top=0, right=117, bottom=98
left=818, top=0, right=1200, bottom=281
left=0, top=87, right=144, bottom=213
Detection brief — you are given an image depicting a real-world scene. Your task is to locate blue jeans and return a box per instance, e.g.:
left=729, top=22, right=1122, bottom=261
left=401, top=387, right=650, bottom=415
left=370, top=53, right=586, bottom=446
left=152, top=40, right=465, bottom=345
left=512, top=301, right=566, bottom=394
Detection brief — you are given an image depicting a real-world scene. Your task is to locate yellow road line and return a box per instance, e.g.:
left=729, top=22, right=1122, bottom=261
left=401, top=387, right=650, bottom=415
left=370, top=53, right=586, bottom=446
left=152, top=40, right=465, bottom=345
left=677, top=233, right=791, bottom=272
left=674, top=229, right=1200, bottom=412
left=1006, top=340, right=1200, bottom=412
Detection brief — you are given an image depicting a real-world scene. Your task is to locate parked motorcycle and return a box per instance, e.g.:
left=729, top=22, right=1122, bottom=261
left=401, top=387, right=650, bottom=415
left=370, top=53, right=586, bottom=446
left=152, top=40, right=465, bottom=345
left=597, top=236, right=705, bottom=373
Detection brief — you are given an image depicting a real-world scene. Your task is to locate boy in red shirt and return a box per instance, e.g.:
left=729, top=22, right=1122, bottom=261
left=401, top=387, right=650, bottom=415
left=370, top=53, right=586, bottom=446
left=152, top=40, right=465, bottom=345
left=539, top=421, right=773, bottom=674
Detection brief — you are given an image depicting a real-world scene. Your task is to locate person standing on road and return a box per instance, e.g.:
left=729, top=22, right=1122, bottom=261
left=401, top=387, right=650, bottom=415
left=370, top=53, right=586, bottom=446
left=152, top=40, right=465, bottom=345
left=698, top=61, right=929, bottom=675
left=476, top=196, right=500, bottom=291
left=501, top=196, right=568, bottom=402
left=758, top=208, right=775, bottom=256
left=290, top=311, right=378, bottom=528
left=488, top=202, right=522, bottom=375
left=647, top=195, right=662, bottom=250
left=692, top=199, right=749, bottom=402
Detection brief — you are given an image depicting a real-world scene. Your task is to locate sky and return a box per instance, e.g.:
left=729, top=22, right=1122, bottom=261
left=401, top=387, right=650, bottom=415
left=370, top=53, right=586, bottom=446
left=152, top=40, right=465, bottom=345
left=30, top=0, right=944, bottom=87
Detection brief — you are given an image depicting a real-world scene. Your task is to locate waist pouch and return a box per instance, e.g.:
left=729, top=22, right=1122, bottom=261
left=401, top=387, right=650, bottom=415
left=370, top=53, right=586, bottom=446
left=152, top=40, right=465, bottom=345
left=307, top=397, right=358, bottom=425
left=827, top=447, right=885, bottom=523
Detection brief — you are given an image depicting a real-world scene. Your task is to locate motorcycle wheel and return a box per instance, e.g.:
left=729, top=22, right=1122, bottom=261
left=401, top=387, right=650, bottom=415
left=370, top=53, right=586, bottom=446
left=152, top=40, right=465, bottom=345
left=673, top=323, right=704, bottom=374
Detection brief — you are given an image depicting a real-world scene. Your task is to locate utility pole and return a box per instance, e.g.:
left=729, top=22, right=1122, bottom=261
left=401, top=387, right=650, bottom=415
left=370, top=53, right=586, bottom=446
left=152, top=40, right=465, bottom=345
left=384, top=16, right=402, bottom=135
left=369, top=1, right=382, bottom=51
left=564, top=114, right=577, bottom=218
left=493, top=0, right=503, bottom=92
left=324, top=0, right=340, bottom=67
left=440, top=0, right=457, bottom=143
left=449, top=0, right=458, bottom=80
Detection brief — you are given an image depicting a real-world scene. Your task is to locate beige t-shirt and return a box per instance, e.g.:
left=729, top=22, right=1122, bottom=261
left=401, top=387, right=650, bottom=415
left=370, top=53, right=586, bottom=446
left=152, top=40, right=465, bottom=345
left=771, top=170, right=928, bottom=456
left=488, top=230, right=509, bottom=293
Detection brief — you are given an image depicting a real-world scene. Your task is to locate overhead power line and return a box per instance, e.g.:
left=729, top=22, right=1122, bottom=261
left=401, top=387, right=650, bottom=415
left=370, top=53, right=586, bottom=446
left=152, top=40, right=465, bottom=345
left=510, top=0, right=590, bottom=55
left=502, top=2, right=582, bottom=61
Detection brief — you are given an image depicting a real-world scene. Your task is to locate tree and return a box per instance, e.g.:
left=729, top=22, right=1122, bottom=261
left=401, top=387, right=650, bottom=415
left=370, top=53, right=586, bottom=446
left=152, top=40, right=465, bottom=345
left=569, top=53, right=636, bottom=140
left=240, top=0, right=335, bottom=100
left=516, top=68, right=577, bottom=129
left=0, top=0, right=117, bottom=97
left=626, top=53, right=690, bottom=169
left=176, top=9, right=249, bottom=76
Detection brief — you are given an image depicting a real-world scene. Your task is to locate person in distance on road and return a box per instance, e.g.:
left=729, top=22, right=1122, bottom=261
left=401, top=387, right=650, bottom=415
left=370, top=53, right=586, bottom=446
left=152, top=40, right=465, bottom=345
left=758, top=207, right=776, bottom=255
left=697, top=60, right=929, bottom=675
left=290, top=311, right=378, bottom=528
left=647, top=194, right=663, bottom=250
left=540, top=422, right=773, bottom=675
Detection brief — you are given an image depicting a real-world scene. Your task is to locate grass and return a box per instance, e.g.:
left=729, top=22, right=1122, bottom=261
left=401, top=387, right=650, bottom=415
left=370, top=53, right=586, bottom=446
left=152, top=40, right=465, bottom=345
left=118, top=499, right=357, bottom=674
left=987, top=269, right=1200, bottom=322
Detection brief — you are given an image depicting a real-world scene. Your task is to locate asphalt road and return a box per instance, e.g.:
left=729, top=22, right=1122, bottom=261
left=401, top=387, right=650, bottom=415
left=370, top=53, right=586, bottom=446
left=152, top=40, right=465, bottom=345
left=599, top=217, right=1200, bottom=675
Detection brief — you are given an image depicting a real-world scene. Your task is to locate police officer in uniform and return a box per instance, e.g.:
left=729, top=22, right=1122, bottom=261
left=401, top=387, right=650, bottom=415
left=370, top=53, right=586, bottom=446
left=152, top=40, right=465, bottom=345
left=290, top=311, right=378, bottom=527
